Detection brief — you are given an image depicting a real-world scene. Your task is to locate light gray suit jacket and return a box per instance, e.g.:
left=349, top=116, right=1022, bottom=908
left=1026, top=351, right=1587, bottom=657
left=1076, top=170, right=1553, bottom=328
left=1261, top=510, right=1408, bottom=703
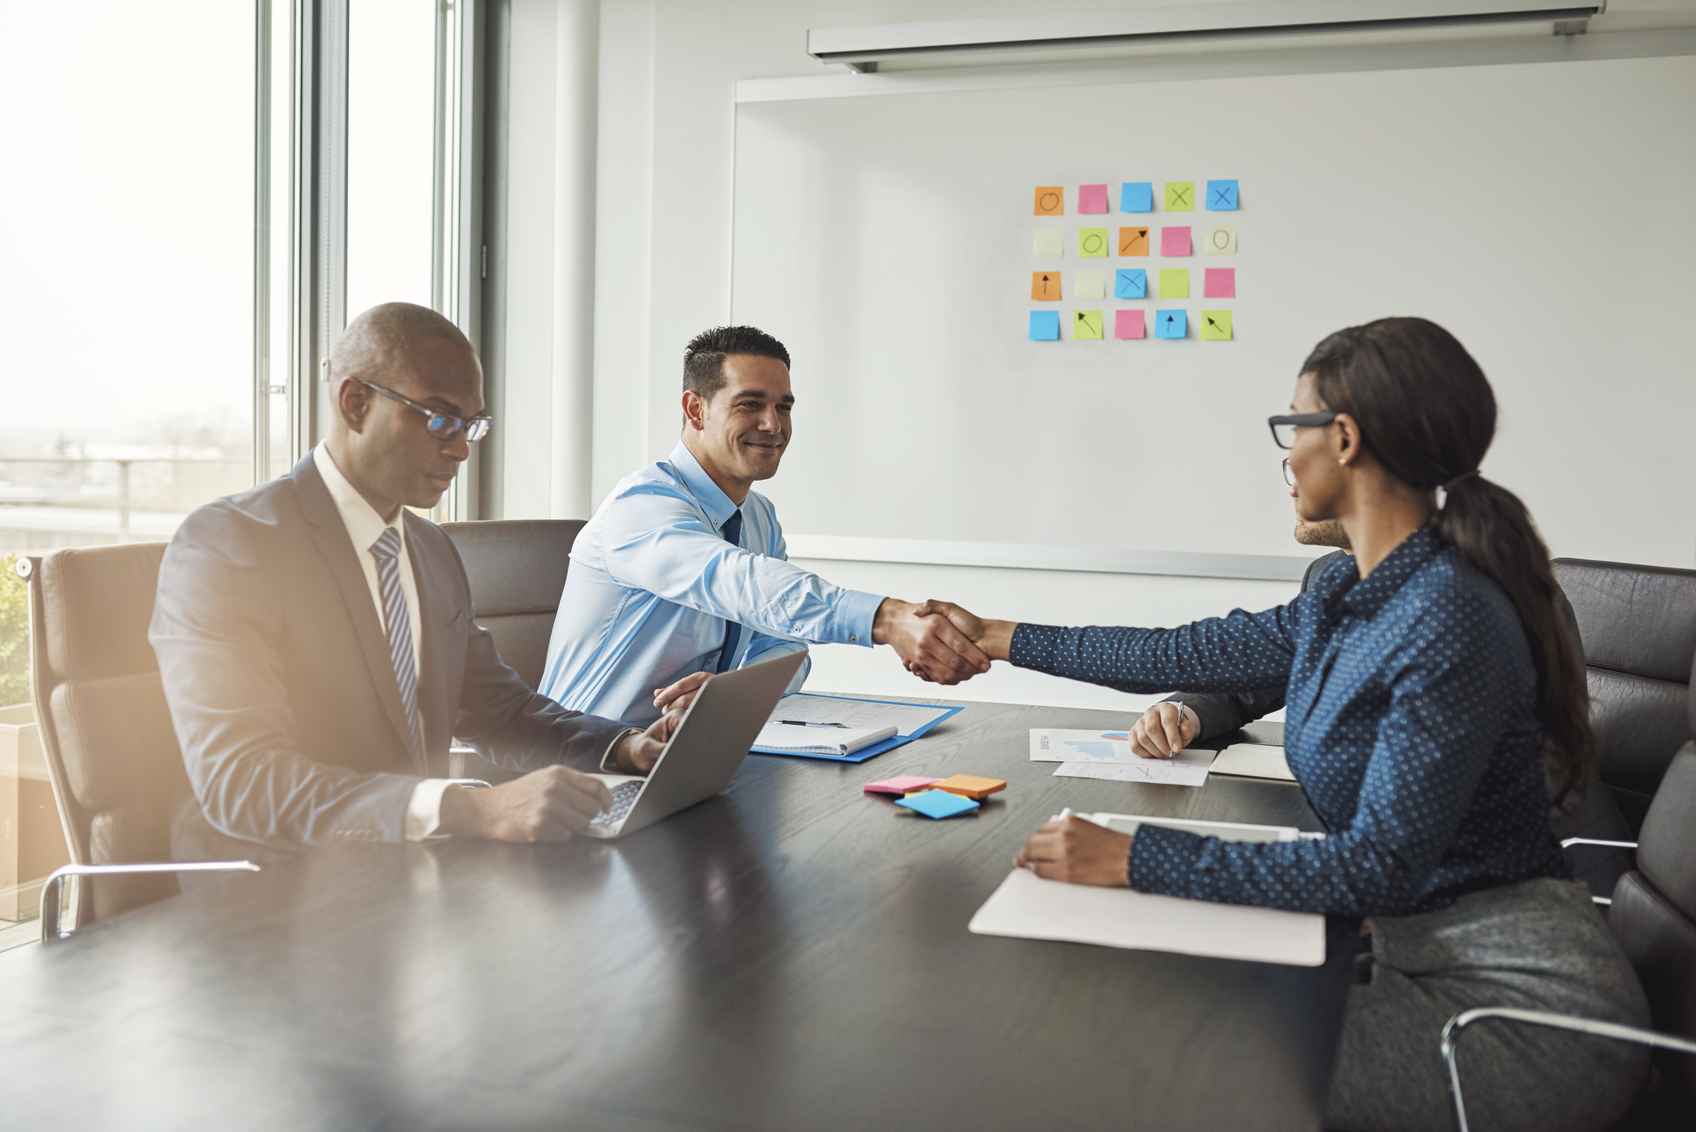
left=150, top=452, right=627, bottom=856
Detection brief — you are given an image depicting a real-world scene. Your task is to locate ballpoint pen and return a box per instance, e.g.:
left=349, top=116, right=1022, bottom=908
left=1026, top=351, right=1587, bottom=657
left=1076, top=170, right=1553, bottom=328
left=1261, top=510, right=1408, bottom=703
left=777, top=720, right=849, bottom=727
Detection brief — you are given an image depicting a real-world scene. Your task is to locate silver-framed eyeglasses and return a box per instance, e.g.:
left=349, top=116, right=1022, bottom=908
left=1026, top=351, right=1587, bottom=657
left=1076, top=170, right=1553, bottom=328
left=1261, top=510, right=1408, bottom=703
left=1267, top=411, right=1338, bottom=450
left=361, top=380, right=493, bottom=443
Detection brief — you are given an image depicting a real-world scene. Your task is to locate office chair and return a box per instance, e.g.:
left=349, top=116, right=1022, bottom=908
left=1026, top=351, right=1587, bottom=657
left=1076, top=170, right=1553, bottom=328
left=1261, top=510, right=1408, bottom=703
left=18, top=550, right=255, bottom=943
left=1443, top=741, right=1696, bottom=1131
left=441, top=519, right=587, bottom=783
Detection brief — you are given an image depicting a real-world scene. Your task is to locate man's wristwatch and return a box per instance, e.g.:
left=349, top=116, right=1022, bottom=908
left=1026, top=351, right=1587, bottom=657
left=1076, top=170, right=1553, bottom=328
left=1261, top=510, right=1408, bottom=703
left=600, top=728, right=645, bottom=774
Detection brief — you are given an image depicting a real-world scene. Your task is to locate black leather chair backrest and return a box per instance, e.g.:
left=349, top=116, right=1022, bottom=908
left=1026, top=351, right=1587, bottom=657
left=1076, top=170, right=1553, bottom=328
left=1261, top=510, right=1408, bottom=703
left=22, top=544, right=186, bottom=920
left=1553, top=559, right=1696, bottom=832
left=1608, top=742, right=1696, bottom=1114
left=441, top=519, right=584, bottom=689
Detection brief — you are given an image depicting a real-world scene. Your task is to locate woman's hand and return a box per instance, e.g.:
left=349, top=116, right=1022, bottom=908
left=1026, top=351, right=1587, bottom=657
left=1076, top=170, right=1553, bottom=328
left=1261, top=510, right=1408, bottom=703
left=910, top=600, right=1016, bottom=662
left=1128, top=702, right=1196, bottom=760
left=1016, top=815, right=1134, bottom=886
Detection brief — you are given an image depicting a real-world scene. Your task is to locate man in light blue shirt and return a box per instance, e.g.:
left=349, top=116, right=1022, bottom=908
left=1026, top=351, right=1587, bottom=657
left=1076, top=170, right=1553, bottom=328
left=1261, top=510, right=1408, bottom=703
left=540, top=325, right=989, bottom=725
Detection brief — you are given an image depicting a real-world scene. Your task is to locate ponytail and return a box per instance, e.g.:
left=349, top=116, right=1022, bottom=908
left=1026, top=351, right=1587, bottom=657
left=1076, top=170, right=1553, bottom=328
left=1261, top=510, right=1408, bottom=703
left=1304, top=319, right=1595, bottom=808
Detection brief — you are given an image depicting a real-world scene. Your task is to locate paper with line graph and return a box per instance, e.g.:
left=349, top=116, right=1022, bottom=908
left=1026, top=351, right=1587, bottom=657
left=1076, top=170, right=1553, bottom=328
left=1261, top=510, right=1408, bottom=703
left=1052, top=750, right=1215, bottom=787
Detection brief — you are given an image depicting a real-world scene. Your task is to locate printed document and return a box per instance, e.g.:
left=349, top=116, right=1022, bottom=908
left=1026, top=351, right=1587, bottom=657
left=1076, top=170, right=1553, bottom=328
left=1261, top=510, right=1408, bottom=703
left=1052, top=748, right=1216, bottom=787
left=1211, top=743, right=1296, bottom=781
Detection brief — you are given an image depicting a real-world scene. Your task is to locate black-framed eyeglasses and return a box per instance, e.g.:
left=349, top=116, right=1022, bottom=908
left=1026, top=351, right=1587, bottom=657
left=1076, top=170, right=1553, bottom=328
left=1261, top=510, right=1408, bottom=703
left=1268, top=412, right=1337, bottom=450
left=361, top=380, right=493, bottom=443
left=1282, top=458, right=1294, bottom=487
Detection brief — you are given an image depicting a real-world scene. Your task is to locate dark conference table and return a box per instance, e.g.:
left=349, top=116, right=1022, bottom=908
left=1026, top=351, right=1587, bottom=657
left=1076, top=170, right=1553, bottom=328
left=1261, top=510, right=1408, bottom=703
left=0, top=699, right=1353, bottom=1132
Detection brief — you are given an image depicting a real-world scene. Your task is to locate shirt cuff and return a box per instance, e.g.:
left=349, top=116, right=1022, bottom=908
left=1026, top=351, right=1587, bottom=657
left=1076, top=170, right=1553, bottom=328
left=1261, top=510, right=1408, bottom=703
left=1128, top=822, right=1206, bottom=896
left=835, top=590, right=884, bottom=647
left=600, top=727, right=645, bottom=773
left=404, top=778, right=455, bottom=841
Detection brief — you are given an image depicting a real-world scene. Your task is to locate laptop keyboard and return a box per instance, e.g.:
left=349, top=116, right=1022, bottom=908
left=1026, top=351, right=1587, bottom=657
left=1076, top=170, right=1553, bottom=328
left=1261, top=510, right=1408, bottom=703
left=591, top=780, right=644, bottom=828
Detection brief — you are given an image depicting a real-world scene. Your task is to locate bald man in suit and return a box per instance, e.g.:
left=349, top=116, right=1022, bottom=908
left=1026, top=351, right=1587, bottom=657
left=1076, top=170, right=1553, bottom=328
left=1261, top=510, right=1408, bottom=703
left=151, top=303, right=676, bottom=857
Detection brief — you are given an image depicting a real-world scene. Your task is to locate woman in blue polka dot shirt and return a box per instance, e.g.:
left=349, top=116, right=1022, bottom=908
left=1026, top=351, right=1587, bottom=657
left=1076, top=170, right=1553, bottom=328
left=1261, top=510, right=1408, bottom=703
left=923, top=319, right=1649, bottom=1132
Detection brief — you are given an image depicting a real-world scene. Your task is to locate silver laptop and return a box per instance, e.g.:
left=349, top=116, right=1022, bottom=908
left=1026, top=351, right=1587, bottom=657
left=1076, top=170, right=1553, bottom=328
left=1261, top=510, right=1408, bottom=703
left=582, top=651, right=806, bottom=839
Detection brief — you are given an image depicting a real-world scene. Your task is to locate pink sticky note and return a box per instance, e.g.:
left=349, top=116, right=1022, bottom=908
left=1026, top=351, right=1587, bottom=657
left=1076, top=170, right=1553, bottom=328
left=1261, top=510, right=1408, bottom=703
left=1203, top=268, right=1236, bottom=298
left=1078, top=184, right=1110, bottom=214
left=1115, top=310, right=1146, bottom=339
left=863, top=775, right=939, bottom=795
left=1160, top=226, right=1192, bottom=256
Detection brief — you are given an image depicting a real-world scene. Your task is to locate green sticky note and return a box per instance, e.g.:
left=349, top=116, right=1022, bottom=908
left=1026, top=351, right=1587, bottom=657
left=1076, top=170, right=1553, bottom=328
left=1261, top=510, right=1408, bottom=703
left=1158, top=268, right=1189, bottom=299
left=1073, top=310, right=1103, bottom=339
left=1034, top=229, right=1063, bottom=258
left=1077, top=228, right=1109, bottom=258
left=1165, top=182, right=1195, bottom=211
left=1201, top=310, right=1233, bottom=340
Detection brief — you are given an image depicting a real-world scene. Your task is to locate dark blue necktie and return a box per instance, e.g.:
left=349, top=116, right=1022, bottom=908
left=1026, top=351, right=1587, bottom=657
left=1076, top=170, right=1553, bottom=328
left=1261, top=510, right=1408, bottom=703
left=715, top=510, right=744, bottom=674
left=369, top=527, right=423, bottom=759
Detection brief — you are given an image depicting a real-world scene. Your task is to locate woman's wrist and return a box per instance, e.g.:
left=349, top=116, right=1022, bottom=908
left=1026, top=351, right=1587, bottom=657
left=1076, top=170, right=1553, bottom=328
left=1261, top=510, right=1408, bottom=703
left=979, top=619, right=1017, bottom=662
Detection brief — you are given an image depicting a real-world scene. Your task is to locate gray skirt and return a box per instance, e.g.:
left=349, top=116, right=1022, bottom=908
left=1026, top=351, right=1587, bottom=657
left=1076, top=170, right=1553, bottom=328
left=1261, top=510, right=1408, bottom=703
left=1325, top=877, right=1650, bottom=1132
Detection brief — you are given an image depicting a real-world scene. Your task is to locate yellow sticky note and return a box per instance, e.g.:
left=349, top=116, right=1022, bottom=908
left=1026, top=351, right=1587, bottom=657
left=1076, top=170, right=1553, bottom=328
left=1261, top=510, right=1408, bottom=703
left=1031, top=271, right=1061, bottom=301
left=1164, top=181, right=1195, bottom=212
left=1158, top=268, right=1190, bottom=299
left=1200, top=310, right=1233, bottom=340
left=1077, top=228, right=1109, bottom=258
left=1075, top=271, right=1106, bottom=299
left=1118, top=227, right=1149, bottom=256
left=1033, top=229, right=1063, bottom=258
left=1034, top=186, right=1064, bottom=216
left=1204, top=226, right=1237, bottom=255
left=1072, top=310, right=1103, bottom=339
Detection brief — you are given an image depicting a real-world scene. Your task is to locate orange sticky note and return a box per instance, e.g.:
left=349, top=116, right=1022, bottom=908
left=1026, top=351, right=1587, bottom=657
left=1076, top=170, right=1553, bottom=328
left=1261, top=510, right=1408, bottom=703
left=1034, top=186, right=1064, bottom=216
left=1119, top=227, right=1149, bottom=256
left=928, top=774, right=1007, bottom=800
left=1031, top=271, right=1061, bottom=301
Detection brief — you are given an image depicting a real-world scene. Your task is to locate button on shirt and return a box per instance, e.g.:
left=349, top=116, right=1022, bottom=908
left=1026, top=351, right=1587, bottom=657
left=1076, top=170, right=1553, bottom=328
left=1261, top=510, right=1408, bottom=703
left=540, top=441, right=885, bottom=725
left=311, top=445, right=452, bottom=840
left=1010, top=526, right=1569, bottom=917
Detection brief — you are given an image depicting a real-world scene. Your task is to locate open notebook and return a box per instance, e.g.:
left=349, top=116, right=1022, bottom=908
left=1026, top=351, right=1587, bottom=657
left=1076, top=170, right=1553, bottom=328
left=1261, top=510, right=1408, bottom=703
left=751, top=721, right=897, bottom=758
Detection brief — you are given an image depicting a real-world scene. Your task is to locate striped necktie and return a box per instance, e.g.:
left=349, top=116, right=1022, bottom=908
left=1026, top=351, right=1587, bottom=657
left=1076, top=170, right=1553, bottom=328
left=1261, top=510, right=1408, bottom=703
left=369, top=527, right=423, bottom=759
left=715, top=509, right=744, bottom=674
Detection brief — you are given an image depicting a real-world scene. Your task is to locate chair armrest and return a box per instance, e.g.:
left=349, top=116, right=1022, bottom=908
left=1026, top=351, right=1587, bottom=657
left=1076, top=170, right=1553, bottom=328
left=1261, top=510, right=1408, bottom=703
left=1560, top=838, right=1638, bottom=850
left=42, top=861, right=260, bottom=944
left=1441, top=1006, right=1696, bottom=1132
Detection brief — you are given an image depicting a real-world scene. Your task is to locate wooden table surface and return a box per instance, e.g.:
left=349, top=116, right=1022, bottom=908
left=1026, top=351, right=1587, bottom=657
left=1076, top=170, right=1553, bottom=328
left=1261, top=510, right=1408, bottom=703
left=0, top=699, right=1352, bottom=1132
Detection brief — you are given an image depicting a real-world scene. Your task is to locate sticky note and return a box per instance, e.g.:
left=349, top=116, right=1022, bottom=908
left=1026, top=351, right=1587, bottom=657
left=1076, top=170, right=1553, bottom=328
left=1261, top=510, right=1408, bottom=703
left=1206, top=180, right=1239, bottom=210
left=1031, top=271, right=1062, bottom=301
left=1115, top=309, right=1146, bottom=339
left=1160, top=226, right=1192, bottom=257
left=1075, top=271, right=1106, bottom=299
left=1078, top=184, right=1109, bottom=214
left=895, top=789, right=980, bottom=820
left=1204, top=226, right=1237, bottom=255
left=1073, top=310, right=1104, bottom=340
left=1034, top=186, right=1064, bottom=216
left=1164, top=181, right=1195, bottom=211
left=1119, top=182, right=1153, bottom=212
left=1203, top=267, right=1235, bottom=298
left=864, top=774, right=939, bottom=795
left=1077, top=228, right=1109, bottom=258
left=1155, top=310, right=1187, bottom=338
left=1114, top=268, right=1147, bottom=299
left=1118, top=227, right=1149, bottom=256
left=1158, top=268, right=1189, bottom=299
left=929, top=774, right=1008, bottom=799
left=1029, top=311, right=1060, bottom=340
left=1034, top=229, right=1063, bottom=258
left=1201, top=310, right=1234, bottom=340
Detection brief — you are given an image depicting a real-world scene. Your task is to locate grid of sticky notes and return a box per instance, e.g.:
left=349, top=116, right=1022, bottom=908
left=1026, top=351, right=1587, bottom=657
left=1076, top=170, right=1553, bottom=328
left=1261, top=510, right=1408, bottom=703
left=1029, top=181, right=1238, bottom=343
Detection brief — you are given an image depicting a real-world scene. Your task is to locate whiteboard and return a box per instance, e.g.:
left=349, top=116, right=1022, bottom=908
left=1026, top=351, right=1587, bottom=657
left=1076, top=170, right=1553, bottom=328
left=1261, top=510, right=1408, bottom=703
left=730, top=54, right=1696, bottom=569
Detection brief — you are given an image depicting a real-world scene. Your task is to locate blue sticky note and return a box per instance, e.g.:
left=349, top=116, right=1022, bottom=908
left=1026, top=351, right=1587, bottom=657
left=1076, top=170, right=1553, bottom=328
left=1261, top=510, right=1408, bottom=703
left=1029, top=311, right=1061, bottom=341
left=1206, top=180, right=1239, bottom=210
left=1120, top=182, right=1153, bottom=212
left=1154, top=310, right=1188, bottom=338
left=1114, top=268, right=1147, bottom=299
left=895, top=789, right=980, bottom=820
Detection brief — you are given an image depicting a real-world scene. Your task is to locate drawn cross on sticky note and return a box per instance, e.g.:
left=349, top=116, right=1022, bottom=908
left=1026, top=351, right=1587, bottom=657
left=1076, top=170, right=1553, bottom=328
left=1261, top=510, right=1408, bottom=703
left=1165, top=182, right=1195, bottom=212
left=1206, top=180, right=1239, bottom=210
left=1115, top=269, right=1147, bottom=299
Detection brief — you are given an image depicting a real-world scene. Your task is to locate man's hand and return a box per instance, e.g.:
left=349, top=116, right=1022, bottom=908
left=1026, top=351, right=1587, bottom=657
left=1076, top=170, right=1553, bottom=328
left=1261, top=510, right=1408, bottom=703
left=1128, top=702, right=1196, bottom=760
left=612, top=710, right=685, bottom=775
left=873, top=598, right=992, bottom=685
left=439, top=765, right=613, bottom=841
left=909, top=600, right=1016, bottom=663
left=1015, top=815, right=1134, bottom=887
left=653, top=671, right=710, bottom=714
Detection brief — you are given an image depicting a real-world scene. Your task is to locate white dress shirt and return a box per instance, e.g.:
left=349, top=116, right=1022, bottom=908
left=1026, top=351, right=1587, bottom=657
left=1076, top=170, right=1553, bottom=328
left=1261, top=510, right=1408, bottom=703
left=312, top=444, right=452, bottom=839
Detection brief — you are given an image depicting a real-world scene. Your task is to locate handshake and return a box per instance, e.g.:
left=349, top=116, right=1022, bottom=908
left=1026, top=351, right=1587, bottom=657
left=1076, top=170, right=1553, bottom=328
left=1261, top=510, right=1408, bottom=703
left=881, top=598, right=1016, bottom=686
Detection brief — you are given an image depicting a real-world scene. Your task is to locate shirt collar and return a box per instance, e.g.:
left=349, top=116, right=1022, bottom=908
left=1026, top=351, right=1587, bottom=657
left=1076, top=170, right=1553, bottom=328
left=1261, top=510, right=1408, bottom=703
left=668, top=440, right=739, bottom=529
left=1338, top=525, right=1441, bottom=620
left=312, top=443, right=405, bottom=557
